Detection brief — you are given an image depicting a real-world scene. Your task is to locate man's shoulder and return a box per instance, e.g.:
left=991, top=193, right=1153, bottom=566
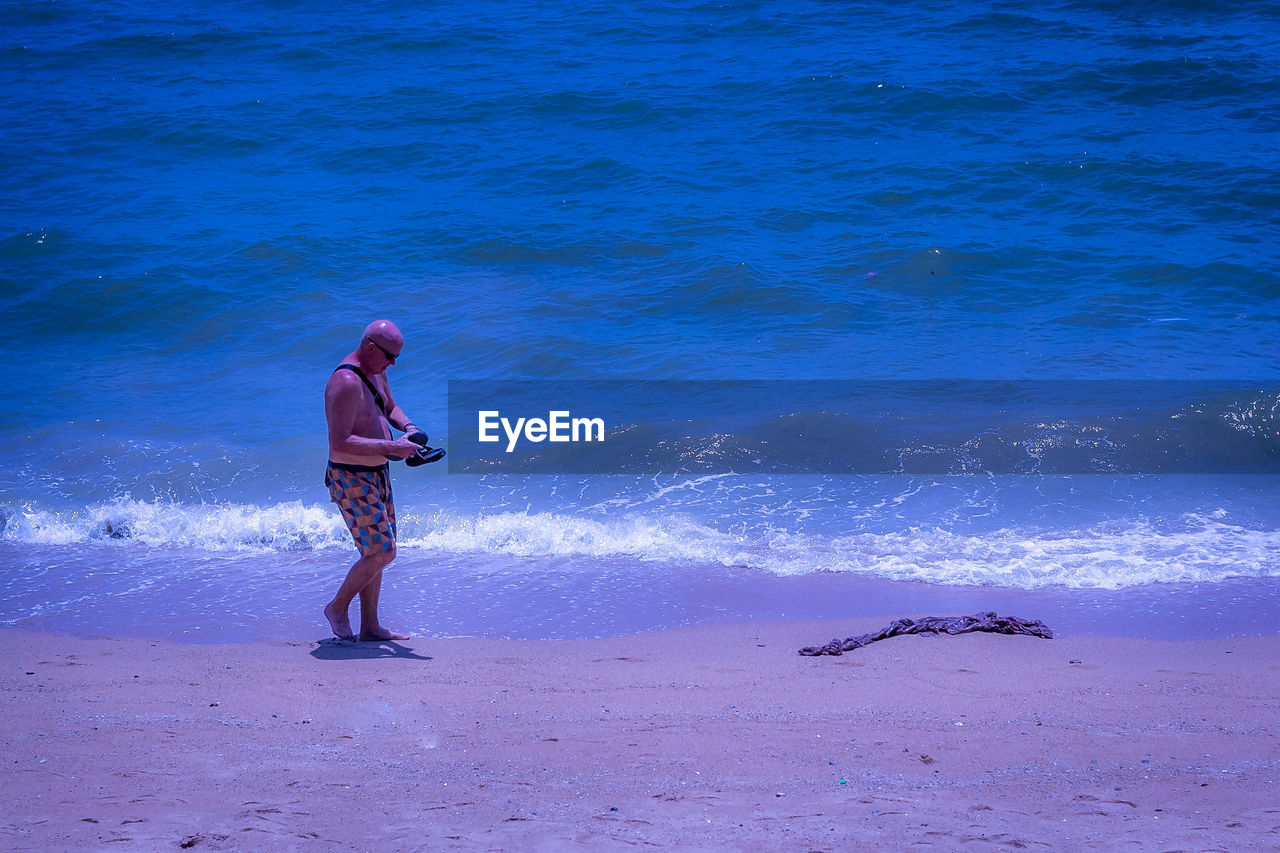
left=326, top=366, right=363, bottom=397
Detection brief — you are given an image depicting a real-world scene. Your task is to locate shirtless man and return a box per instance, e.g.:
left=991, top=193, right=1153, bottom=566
left=322, top=319, right=424, bottom=642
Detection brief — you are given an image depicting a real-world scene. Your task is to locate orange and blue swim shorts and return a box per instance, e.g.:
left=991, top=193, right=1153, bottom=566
left=325, top=462, right=397, bottom=556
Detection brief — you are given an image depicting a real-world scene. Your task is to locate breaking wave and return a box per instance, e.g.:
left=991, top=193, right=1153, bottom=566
left=2, top=498, right=1277, bottom=590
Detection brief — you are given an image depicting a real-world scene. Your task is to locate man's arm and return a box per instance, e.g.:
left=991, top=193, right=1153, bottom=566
left=378, top=377, right=419, bottom=435
left=326, top=373, right=419, bottom=459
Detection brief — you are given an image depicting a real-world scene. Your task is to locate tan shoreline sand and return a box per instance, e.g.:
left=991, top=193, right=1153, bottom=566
left=2, top=621, right=1278, bottom=851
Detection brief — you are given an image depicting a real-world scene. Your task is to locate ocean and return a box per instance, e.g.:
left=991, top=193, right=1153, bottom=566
left=2, top=0, right=1278, bottom=642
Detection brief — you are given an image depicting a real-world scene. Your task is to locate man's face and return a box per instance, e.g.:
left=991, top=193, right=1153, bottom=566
left=367, top=336, right=402, bottom=371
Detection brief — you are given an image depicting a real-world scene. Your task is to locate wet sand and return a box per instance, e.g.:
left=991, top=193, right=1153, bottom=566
left=1, top=620, right=1277, bottom=850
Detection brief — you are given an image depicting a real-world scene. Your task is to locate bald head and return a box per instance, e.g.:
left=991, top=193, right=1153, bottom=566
left=358, top=319, right=404, bottom=370
left=363, top=319, right=403, bottom=349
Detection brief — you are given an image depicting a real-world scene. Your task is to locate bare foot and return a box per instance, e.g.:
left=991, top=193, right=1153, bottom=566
left=324, top=602, right=356, bottom=641
left=359, top=626, right=410, bottom=642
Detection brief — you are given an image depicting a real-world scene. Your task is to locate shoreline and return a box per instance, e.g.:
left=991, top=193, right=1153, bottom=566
left=2, top=620, right=1277, bottom=850
left=4, top=538, right=1278, bottom=644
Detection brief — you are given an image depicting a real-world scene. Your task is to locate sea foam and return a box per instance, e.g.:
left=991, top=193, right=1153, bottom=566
left=3, top=498, right=1276, bottom=590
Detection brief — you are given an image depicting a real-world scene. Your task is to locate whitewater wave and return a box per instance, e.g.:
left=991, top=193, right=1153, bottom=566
left=0, top=498, right=350, bottom=551
left=2, top=498, right=1277, bottom=590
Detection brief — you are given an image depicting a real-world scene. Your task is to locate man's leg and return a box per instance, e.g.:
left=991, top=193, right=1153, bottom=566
left=325, top=548, right=394, bottom=640
left=324, top=463, right=407, bottom=641
left=357, top=563, right=409, bottom=641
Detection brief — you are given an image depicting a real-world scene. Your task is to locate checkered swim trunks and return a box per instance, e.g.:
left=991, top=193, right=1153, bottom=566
left=325, top=462, right=397, bottom=556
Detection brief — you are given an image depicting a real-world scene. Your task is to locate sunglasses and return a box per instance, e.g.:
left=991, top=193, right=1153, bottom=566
left=368, top=338, right=400, bottom=362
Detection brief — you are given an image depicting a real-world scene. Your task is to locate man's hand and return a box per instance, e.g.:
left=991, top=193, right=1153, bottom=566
left=385, top=436, right=423, bottom=460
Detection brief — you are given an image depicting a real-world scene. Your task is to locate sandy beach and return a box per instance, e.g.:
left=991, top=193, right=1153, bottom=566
left=2, top=620, right=1277, bottom=851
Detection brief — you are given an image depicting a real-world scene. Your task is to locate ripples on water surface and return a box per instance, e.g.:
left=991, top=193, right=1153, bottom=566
left=1, top=0, right=1277, bottom=639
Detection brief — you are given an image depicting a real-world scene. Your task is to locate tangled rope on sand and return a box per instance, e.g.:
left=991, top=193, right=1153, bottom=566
left=798, top=611, right=1053, bottom=656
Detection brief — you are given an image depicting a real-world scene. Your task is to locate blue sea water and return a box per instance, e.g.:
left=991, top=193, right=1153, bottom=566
left=2, top=0, right=1278, bottom=641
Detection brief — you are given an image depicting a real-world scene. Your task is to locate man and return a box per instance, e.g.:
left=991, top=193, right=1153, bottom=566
left=322, top=319, right=424, bottom=642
